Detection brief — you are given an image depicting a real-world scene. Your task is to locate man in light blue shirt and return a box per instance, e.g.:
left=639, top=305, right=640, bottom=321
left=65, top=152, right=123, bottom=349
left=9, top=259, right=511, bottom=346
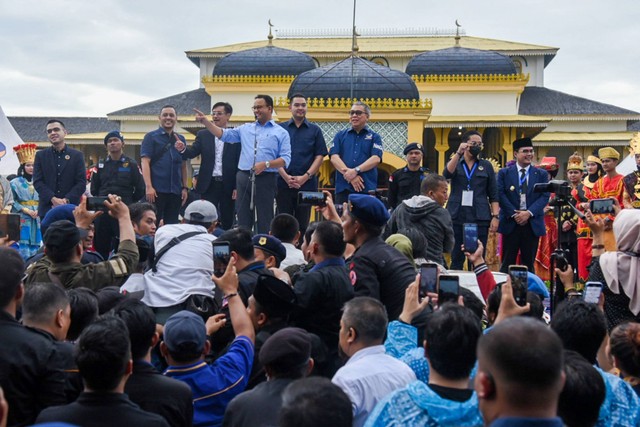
left=194, top=95, right=291, bottom=233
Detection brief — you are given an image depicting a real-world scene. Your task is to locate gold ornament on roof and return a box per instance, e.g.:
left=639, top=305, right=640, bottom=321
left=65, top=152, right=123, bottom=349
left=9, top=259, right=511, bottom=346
left=13, top=143, right=37, bottom=165
left=629, top=132, right=640, bottom=155
left=487, top=158, right=501, bottom=173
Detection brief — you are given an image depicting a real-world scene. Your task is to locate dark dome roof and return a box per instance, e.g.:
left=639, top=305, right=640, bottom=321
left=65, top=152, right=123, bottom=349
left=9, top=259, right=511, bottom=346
left=288, top=57, right=419, bottom=100
left=213, top=45, right=316, bottom=76
left=406, top=46, right=517, bottom=76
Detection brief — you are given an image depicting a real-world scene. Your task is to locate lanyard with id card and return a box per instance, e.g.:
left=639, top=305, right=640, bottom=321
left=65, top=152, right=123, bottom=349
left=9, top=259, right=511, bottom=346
left=461, top=161, right=478, bottom=207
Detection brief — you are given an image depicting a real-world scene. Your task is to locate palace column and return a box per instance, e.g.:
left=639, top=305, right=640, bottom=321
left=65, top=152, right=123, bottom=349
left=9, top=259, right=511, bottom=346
left=434, top=127, right=451, bottom=172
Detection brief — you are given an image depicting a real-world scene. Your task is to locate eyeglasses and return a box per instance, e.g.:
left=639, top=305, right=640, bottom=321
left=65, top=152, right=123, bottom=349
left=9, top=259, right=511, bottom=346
left=211, top=111, right=228, bottom=116
left=46, top=127, right=62, bottom=134
left=519, top=149, right=534, bottom=154
left=349, top=110, right=366, bottom=116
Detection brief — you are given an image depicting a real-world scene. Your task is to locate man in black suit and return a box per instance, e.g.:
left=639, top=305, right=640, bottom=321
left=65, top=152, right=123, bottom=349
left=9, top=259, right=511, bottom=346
left=33, top=119, right=86, bottom=219
left=176, top=102, right=241, bottom=230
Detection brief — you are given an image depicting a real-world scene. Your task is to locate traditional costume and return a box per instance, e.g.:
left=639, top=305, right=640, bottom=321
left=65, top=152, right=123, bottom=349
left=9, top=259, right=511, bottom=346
left=590, top=147, right=624, bottom=251
left=10, top=144, right=41, bottom=259
left=534, top=157, right=559, bottom=281
left=623, top=133, right=640, bottom=209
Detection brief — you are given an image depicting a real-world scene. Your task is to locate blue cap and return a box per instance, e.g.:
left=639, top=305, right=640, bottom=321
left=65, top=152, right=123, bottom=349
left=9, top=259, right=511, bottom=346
left=253, top=234, right=286, bottom=267
left=163, top=310, right=206, bottom=354
left=41, top=204, right=77, bottom=235
left=104, top=130, right=124, bottom=145
left=348, top=194, right=390, bottom=227
left=527, top=272, right=550, bottom=298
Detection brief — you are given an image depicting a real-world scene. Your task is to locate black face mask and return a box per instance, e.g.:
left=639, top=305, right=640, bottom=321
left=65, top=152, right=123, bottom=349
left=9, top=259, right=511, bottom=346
left=469, top=145, right=482, bottom=157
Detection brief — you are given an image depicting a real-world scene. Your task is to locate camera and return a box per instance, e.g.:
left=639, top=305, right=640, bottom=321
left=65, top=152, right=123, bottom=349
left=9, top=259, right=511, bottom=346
left=552, top=249, right=570, bottom=272
left=367, top=190, right=389, bottom=207
left=533, top=180, right=572, bottom=198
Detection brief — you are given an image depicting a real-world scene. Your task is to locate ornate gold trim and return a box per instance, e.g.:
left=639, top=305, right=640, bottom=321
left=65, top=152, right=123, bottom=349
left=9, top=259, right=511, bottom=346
left=275, top=97, right=432, bottom=109
left=202, top=75, right=296, bottom=84
left=411, top=73, right=529, bottom=83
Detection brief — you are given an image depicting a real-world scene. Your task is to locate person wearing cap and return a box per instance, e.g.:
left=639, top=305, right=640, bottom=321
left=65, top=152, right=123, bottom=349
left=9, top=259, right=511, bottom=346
left=343, top=193, right=417, bottom=320
left=193, top=95, right=291, bottom=234
left=290, top=221, right=353, bottom=376
left=588, top=146, right=624, bottom=251
left=559, top=153, right=584, bottom=274
left=497, top=137, right=550, bottom=273
left=253, top=234, right=286, bottom=269
left=33, top=119, right=86, bottom=219
left=141, top=200, right=218, bottom=323
left=277, top=94, right=328, bottom=237
left=91, top=130, right=145, bottom=258
left=162, top=257, right=255, bottom=427
left=175, top=102, right=241, bottom=230
left=140, top=105, right=189, bottom=226
left=10, top=143, right=40, bottom=259
left=224, top=327, right=313, bottom=427
left=24, top=194, right=139, bottom=290
left=384, top=174, right=454, bottom=267
left=330, top=101, right=383, bottom=204
left=387, top=142, right=430, bottom=210
left=444, top=130, right=499, bottom=270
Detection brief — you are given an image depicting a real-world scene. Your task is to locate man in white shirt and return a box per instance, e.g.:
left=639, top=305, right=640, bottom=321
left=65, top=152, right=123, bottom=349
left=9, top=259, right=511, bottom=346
left=332, top=297, right=416, bottom=427
left=270, top=213, right=305, bottom=269
left=140, top=200, right=217, bottom=323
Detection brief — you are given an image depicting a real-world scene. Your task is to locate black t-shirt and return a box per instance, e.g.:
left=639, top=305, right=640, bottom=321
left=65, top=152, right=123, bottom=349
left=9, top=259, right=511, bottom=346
left=428, top=383, right=474, bottom=402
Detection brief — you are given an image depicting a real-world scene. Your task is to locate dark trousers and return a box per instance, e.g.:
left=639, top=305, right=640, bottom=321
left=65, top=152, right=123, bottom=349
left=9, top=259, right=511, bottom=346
left=276, top=187, right=312, bottom=236
left=235, top=171, right=276, bottom=234
left=500, top=223, right=539, bottom=273
left=201, top=178, right=235, bottom=230
left=155, top=192, right=181, bottom=225
left=450, top=223, right=489, bottom=270
left=93, top=214, right=119, bottom=259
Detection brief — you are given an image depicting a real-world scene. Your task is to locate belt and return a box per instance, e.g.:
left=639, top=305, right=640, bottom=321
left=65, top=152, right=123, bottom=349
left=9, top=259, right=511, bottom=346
left=212, top=176, right=223, bottom=182
left=22, top=200, right=38, bottom=206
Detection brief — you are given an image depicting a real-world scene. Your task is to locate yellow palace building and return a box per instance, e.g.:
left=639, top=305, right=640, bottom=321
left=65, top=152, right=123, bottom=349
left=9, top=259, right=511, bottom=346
left=10, top=26, right=640, bottom=186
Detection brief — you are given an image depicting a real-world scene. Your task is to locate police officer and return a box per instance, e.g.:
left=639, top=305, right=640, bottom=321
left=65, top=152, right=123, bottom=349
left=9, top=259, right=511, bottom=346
left=343, top=194, right=417, bottom=320
left=388, top=142, right=430, bottom=209
left=253, top=234, right=287, bottom=269
left=91, top=131, right=145, bottom=258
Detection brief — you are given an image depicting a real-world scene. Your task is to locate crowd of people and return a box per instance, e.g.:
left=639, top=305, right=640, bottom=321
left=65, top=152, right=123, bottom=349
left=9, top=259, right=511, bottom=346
left=0, top=94, right=639, bottom=427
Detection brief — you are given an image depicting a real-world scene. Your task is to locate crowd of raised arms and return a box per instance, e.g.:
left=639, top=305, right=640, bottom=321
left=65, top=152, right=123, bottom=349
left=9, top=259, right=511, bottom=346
left=0, top=93, right=639, bottom=427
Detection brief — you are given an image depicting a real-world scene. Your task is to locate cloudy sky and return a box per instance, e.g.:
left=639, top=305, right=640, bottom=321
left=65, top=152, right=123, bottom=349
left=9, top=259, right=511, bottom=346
left=2, top=0, right=639, bottom=117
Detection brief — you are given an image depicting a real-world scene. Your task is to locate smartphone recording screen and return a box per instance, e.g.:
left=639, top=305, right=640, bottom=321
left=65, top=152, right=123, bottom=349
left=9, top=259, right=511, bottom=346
left=508, top=266, right=528, bottom=306
left=438, top=276, right=459, bottom=305
left=213, top=243, right=230, bottom=278
left=420, top=264, right=438, bottom=296
left=463, top=223, right=478, bottom=253
left=590, top=199, right=614, bottom=214
left=583, top=282, right=603, bottom=304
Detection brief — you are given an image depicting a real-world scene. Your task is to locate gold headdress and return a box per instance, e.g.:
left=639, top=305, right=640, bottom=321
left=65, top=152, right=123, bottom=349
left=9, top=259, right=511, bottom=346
left=629, top=132, right=640, bottom=155
left=567, top=152, right=584, bottom=171
left=13, top=143, right=37, bottom=165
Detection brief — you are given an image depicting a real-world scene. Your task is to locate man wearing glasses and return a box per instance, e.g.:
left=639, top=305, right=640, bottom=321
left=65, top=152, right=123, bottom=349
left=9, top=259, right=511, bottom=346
left=176, top=102, right=241, bottom=230
left=329, top=102, right=383, bottom=204
left=443, top=130, right=499, bottom=269
left=193, top=95, right=291, bottom=233
left=33, top=119, right=86, bottom=219
left=497, top=137, right=550, bottom=272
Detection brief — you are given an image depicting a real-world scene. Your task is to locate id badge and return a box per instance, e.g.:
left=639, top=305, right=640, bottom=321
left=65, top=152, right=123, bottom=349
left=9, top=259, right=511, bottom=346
left=462, top=190, right=474, bottom=207
left=519, top=193, right=527, bottom=210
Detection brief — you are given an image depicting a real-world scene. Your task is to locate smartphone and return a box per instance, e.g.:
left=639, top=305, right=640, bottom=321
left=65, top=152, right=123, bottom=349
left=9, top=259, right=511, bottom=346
left=297, top=191, right=327, bottom=207
left=589, top=198, right=615, bottom=215
left=86, top=196, right=109, bottom=211
left=463, top=223, right=479, bottom=253
left=508, top=265, right=529, bottom=306
left=212, top=241, right=230, bottom=278
left=419, top=262, right=439, bottom=298
left=583, top=281, right=603, bottom=304
left=0, top=214, right=20, bottom=242
left=437, top=275, right=460, bottom=305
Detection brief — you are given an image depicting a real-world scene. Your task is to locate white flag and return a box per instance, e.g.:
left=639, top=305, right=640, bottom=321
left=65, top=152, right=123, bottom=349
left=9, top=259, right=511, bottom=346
left=0, top=106, right=23, bottom=176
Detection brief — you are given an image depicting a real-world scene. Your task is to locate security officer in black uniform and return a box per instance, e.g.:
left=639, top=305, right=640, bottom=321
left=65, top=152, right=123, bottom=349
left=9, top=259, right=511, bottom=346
left=91, top=131, right=145, bottom=258
left=343, top=194, right=418, bottom=320
left=387, top=142, right=430, bottom=209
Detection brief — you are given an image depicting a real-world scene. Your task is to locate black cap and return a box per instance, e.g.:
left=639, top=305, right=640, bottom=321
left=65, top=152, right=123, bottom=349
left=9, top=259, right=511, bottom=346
left=43, top=220, right=83, bottom=251
left=252, top=274, right=297, bottom=318
left=403, top=142, right=422, bottom=155
left=513, top=137, right=533, bottom=152
left=259, top=327, right=312, bottom=368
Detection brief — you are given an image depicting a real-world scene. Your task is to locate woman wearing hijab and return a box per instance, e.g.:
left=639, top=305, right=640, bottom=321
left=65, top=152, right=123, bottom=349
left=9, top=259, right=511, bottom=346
left=10, top=143, right=41, bottom=259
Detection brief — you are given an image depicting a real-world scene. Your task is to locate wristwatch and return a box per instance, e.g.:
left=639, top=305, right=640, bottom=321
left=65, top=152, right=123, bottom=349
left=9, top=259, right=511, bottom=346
left=265, top=160, right=270, bottom=168
left=355, top=166, right=361, bottom=174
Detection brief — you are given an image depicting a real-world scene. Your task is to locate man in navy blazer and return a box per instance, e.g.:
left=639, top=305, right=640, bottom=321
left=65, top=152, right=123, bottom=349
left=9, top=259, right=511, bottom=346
left=176, top=102, right=240, bottom=230
left=34, top=119, right=86, bottom=219
left=497, top=137, right=550, bottom=272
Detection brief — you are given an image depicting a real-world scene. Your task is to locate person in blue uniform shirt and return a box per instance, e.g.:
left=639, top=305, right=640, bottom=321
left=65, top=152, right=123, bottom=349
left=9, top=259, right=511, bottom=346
left=193, top=95, right=291, bottom=234
left=140, top=105, right=189, bottom=225
left=387, top=142, right=430, bottom=209
left=91, top=131, right=145, bottom=258
left=33, top=119, right=86, bottom=219
left=277, top=93, right=327, bottom=235
left=329, top=102, right=383, bottom=204
left=444, top=130, right=499, bottom=270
